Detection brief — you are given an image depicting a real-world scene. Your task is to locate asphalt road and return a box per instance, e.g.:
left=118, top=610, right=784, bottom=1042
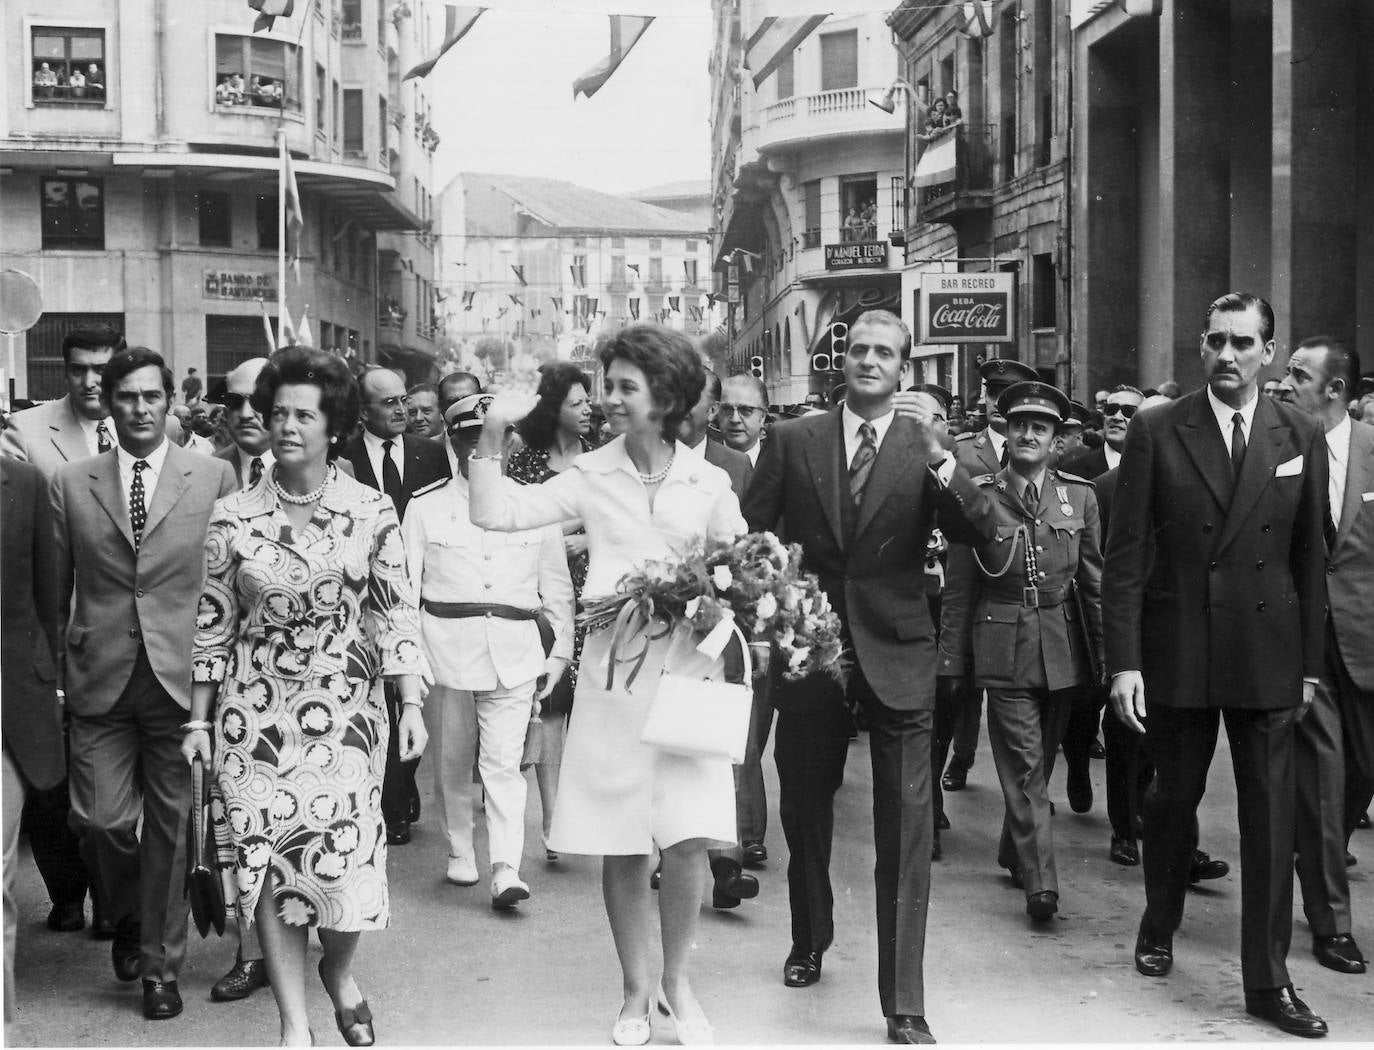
left=6, top=723, right=1374, bottom=1046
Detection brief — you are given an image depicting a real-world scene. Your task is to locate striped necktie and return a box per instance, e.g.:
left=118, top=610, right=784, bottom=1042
left=849, top=422, right=877, bottom=506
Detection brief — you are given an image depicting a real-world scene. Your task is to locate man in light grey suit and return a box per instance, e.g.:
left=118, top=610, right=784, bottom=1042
left=52, top=347, right=235, bottom=1020
left=1278, top=335, right=1374, bottom=976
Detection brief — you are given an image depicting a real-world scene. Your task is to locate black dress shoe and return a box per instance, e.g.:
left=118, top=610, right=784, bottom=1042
left=710, top=857, right=759, bottom=902
left=46, top=901, right=84, bottom=932
left=1066, top=763, right=1093, bottom=813
left=212, top=957, right=271, bottom=1001
left=1134, top=929, right=1173, bottom=977
left=1188, top=849, right=1229, bottom=883
left=385, top=821, right=410, bottom=845
left=1109, top=836, right=1140, bottom=866
left=1244, top=985, right=1328, bottom=1038
left=886, top=1015, right=936, bottom=1044
left=1026, top=890, right=1058, bottom=921
left=142, top=979, right=183, bottom=1020
left=111, top=918, right=141, bottom=982
left=941, top=755, right=970, bottom=792
left=936, top=810, right=950, bottom=831
left=742, top=841, right=767, bottom=868
left=1088, top=737, right=1106, bottom=759
left=1313, top=934, right=1367, bottom=974
left=783, top=947, right=822, bottom=987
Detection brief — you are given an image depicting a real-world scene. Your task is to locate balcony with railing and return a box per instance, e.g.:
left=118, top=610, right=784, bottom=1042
left=757, top=86, right=904, bottom=155
left=915, top=124, right=997, bottom=226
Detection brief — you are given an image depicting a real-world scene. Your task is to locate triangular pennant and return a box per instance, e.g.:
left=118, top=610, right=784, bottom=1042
left=282, top=140, right=305, bottom=282
left=248, top=0, right=293, bottom=33
left=744, top=15, right=828, bottom=89
left=573, top=16, right=654, bottom=99
left=404, top=6, right=486, bottom=80
left=277, top=304, right=296, bottom=349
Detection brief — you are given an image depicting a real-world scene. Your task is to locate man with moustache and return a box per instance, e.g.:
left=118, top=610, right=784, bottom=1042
left=1106, top=292, right=1329, bottom=1037
left=1277, top=335, right=1374, bottom=975
left=719, top=374, right=770, bottom=467
left=52, top=347, right=236, bottom=1019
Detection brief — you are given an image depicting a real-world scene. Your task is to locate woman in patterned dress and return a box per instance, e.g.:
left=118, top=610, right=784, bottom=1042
left=183, top=348, right=429, bottom=1047
left=505, top=361, right=594, bottom=860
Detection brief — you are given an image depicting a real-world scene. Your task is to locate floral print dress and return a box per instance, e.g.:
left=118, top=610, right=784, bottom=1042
left=193, top=468, right=428, bottom=931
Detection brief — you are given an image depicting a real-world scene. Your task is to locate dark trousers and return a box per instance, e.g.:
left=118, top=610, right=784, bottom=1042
left=1103, top=703, right=1153, bottom=840
left=1140, top=704, right=1296, bottom=991
left=1060, top=686, right=1102, bottom=779
left=66, top=649, right=190, bottom=981
left=381, top=684, right=421, bottom=827
left=774, top=664, right=931, bottom=1017
left=21, top=776, right=89, bottom=908
left=735, top=678, right=775, bottom=846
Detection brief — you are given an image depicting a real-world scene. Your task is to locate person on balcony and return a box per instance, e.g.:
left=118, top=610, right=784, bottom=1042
left=33, top=63, right=59, bottom=99
left=943, top=91, right=964, bottom=131
left=843, top=207, right=867, bottom=243
left=918, top=98, right=953, bottom=143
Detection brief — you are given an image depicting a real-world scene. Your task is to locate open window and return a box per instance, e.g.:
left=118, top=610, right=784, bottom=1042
left=32, top=27, right=106, bottom=106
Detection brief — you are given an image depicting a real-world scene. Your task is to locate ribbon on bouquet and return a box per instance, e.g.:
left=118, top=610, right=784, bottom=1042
left=602, top=593, right=673, bottom=691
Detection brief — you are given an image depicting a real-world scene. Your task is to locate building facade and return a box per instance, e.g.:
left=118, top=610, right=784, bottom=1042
left=0, top=0, right=440, bottom=399
left=711, top=2, right=905, bottom=404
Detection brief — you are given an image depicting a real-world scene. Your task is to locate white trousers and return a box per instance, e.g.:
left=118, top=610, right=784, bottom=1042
left=423, top=681, right=536, bottom=871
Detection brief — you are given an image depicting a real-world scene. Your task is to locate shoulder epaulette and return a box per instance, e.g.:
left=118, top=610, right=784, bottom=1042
left=1052, top=469, right=1093, bottom=485
left=411, top=477, right=449, bottom=499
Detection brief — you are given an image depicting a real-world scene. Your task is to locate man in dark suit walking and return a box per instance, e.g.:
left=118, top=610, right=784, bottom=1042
left=1105, top=292, right=1329, bottom=1037
left=743, top=309, right=996, bottom=1044
left=342, top=365, right=450, bottom=844
left=1278, top=335, right=1374, bottom=975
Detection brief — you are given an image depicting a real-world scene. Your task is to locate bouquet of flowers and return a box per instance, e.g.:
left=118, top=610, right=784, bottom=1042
left=578, top=530, right=848, bottom=684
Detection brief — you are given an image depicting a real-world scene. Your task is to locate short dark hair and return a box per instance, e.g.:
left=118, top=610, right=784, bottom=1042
left=518, top=361, right=591, bottom=450
left=598, top=323, right=705, bottom=441
left=437, top=371, right=483, bottom=413
left=850, top=309, right=913, bottom=360
left=1204, top=292, right=1275, bottom=343
left=407, top=382, right=437, bottom=398
left=100, top=347, right=173, bottom=404
left=1296, top=335, right=1361, bottom=402
left=251, top=347, right=359, bottom=461
left=63, top=323, right=126, bottom=364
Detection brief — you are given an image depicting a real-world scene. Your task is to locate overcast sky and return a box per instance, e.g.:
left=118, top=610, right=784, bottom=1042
left=429, top=2, right=714, bottom=196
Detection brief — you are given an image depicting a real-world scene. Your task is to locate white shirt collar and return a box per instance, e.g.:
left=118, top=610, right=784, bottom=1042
left=842, top=403, right=897, bottom=449
left=1328, top=412, right=1352, bottom=451
left=237, top=445, right=274, bottom=477
left=1206, top=385, right=1259, bottom=440
left=986, top=427, right=1006, bottom=459
left=362, top=428, right=402, bottom=454
left=744, top=441, right=761, bottom=466
left=683, top=436, right=708, bottom=459
left=1104, top=444, right=1122, bottom=469
left=115, top=436, right=170, bottom=489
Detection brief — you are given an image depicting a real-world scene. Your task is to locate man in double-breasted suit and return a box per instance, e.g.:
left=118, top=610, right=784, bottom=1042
left=743, top=309, right=996, bottom=1045
left=1, top=458, right=66, bottom=1015
left=1278, top=335, right=1374, bottom=976
left=342, top=365, right=450, bottom=844
left=1105, top=293, right=1329, bottom=1037
left=52, top=348, right=236, bottom=1020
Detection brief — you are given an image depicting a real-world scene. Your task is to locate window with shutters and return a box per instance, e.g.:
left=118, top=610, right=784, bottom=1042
left=214, top=35, right=301, bottom=112
left=819, top=31, right=858, bottom=92
left=41, top=177, right=105, bottom=249
left=31, top=27, right=106, bottom=106
left=343, top=88, right=364, bottom=153
left=315, top=63, right=327, bottom=132
left=802, top=180, right=822, bottom=248
left=207, top=315, right=271, bottom=386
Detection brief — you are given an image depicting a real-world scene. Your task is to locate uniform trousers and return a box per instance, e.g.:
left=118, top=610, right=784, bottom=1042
left=3, top=748, right=23, bottom=1019
left=986, top=686, right=1075, bottom=895
left=423, top=681, right=536, bottom=870
left=66, top=648, right=189, bottom=982
left=1141, top=704, right=1296, bottom=991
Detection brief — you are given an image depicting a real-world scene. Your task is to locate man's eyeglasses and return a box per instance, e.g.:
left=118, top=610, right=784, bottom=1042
left=718, top=403, right=763, bottom=420
left=1103, top=402, right=1138, bottom=419
left=364, top=396, right=406, bottom=410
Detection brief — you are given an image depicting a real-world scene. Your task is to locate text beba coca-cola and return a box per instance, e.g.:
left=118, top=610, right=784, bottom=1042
left=931, top=302, right=1004, bottom=330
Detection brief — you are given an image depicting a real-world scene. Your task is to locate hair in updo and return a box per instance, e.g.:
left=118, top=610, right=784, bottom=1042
left=598, top=323, right=706, bottom=441
left=251, top=347, right=359, bottom=461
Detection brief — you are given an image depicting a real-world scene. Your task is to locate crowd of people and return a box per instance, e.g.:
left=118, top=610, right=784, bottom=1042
left=31, top=62, right=106, bottom=103
left=1, top=299, right=1371, bottom=1045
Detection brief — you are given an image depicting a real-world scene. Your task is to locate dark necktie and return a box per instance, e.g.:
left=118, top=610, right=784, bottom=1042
left=130, top=460, right=148, bottom=550
left=1324, top=507, right=1338, bottom=552
left=381, top=439, right=403, bottom=512
left=849, top=422, right=877, bottom=506
left=96, top=420, right=113, bottom=453
left=248, top=456, right=264, bottom=487
left=1230, top=412, right=1246, bottom=477
left=1023, top=480, right=1039, bottom=516
left=999, top=441, right=1009, bottom=469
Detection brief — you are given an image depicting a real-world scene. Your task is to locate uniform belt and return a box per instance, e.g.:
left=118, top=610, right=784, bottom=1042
left=420, top=600, right=555, bottom=658
left=984, top=583, right=1073, bottom=609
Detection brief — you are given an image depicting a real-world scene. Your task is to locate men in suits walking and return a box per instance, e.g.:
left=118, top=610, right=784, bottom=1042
left=743, top=309, right=996, bottom=1044
left=0, top=324, right=124, bottom=936
left=342, top=365, right=451, bottom=844
left=1, top=458, right=66, bottom=1016
left=1278, top=335, right=1374, bottom=975
left=1105, top=292, right=1329, bottom=1037
left=938, top=383, right=1102, bottom=921
left=52, top=347, right=236, bottom=1020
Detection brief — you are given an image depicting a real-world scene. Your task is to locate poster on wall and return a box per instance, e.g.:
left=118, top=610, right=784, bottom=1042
left=919, top=271, right=1014, bottom=344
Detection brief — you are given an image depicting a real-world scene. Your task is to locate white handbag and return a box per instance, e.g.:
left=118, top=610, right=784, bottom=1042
left=639, top=622, right=754, bottom=764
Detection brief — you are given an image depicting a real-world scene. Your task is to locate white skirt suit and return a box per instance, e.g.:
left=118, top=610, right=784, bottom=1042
left=468, top=437, right=744, bottom=855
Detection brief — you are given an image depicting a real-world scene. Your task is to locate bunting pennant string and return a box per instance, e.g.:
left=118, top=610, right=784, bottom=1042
left=744, top=15, right=829, bottom=89
left=404, top=6, right=487, bottom=80
left=573, top=14, right=654, bottom=98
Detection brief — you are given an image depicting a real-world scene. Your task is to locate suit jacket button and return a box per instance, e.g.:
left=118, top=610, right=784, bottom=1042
left=1209, top=561, right=1218, bottom=570
left=1262, top=523, right=1271, bottom=532
left=1202, top=523, right=1214, bottom=533
left=128, top=627, right=140, bottom=638
left=1202, top=605, right=1210, bottom=613
left=1328, top=565, right=1337, bottom=575
left=136, top=588, right=145, bottom=598
left=1257, top=601, right=1265, bottom=611
left=1256, top=561, right=1264, bottom=570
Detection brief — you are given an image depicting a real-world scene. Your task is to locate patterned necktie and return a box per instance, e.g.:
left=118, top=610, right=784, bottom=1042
left=849, top=422, right=877, bottom=506
left=248, top=456, right=264, bottom=487
left=96, top=420, right=113, bottom=453
left=130, top=460, right=148, bottom=550
left=381, top=439, right=403, bottom=512
left=1023, top=480, right=1039, bottom=516
left=1230, top=412, right=1246, bottom=477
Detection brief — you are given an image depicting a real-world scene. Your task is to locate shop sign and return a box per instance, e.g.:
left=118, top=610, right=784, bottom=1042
left=920, top=271, right=1014, bottom=343
left=824, top=241, right=888, bottom=270
left=203, top=270, right=278, bottom=301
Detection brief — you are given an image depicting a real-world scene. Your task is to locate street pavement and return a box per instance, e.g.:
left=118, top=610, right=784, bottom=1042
left=6, top=723, right=1374, bottom=1046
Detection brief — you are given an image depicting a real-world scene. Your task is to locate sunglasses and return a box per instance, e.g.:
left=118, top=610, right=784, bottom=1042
left=1103, top=402, right=1138, bottom=419
left=222, top=392, right=252, bottom=412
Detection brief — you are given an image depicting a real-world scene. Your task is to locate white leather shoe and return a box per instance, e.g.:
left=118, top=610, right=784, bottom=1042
left=491, top=868, right=530, bottom=909
left=445, top=855, right=479, bottom=886
left=657, top=986, right=714, bottom=1045
left=611, top=1011, right=651, bottom=1047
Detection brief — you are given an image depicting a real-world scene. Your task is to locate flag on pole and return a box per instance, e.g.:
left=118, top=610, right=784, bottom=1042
left=744, top=15, right=829, bottom=89
left=298, top=305, right=313, bottom=347
left=573, top=16, right=654, bottom=99
left=281, top=140, right=305, bottom=282
left=960, top=1, right=995, bottom=37
left=404, top=6, right=486, bottom=80
left=510, top=264, right=527, bottom=286
left=258, top=298, right=276, bottom=353
left=277, top=304, right=296, bottom=349
left=248, top=0, right=294, bottom=33
left=629, top=297, right=640, bottom=320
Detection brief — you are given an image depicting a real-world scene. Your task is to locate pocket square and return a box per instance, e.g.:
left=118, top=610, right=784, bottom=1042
left=1274, top=456, right=1303, bottom=478
left=1363, top=492, right=1374, bottom=503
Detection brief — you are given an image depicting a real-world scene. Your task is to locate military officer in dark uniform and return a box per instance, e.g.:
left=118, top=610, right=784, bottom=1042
left=938, top=382, right=1104, bottom=921
left=934, top=358, right=1040, bottom=811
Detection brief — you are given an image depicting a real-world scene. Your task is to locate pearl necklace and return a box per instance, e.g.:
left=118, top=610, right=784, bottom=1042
left=271, top=464, right=331, bottom=505
left=637, top=448, right=675, bottom=485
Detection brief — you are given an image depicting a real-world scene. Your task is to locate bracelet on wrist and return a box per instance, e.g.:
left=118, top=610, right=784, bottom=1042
left=401, top=698, right=424, bottom=709
left=468, top=452, right=503, bottom=462
left=180, top=720, right=213, bottom=734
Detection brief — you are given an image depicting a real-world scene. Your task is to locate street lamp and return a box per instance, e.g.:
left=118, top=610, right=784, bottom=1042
left=868, top=78, right=917, bottom=241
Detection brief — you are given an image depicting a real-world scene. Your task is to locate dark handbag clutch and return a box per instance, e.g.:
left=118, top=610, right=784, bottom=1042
left=185, top=756, right=225, bottom=938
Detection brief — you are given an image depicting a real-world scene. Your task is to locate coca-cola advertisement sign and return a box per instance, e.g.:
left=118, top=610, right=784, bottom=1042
left=919, top=272, right=1014, bottom=344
